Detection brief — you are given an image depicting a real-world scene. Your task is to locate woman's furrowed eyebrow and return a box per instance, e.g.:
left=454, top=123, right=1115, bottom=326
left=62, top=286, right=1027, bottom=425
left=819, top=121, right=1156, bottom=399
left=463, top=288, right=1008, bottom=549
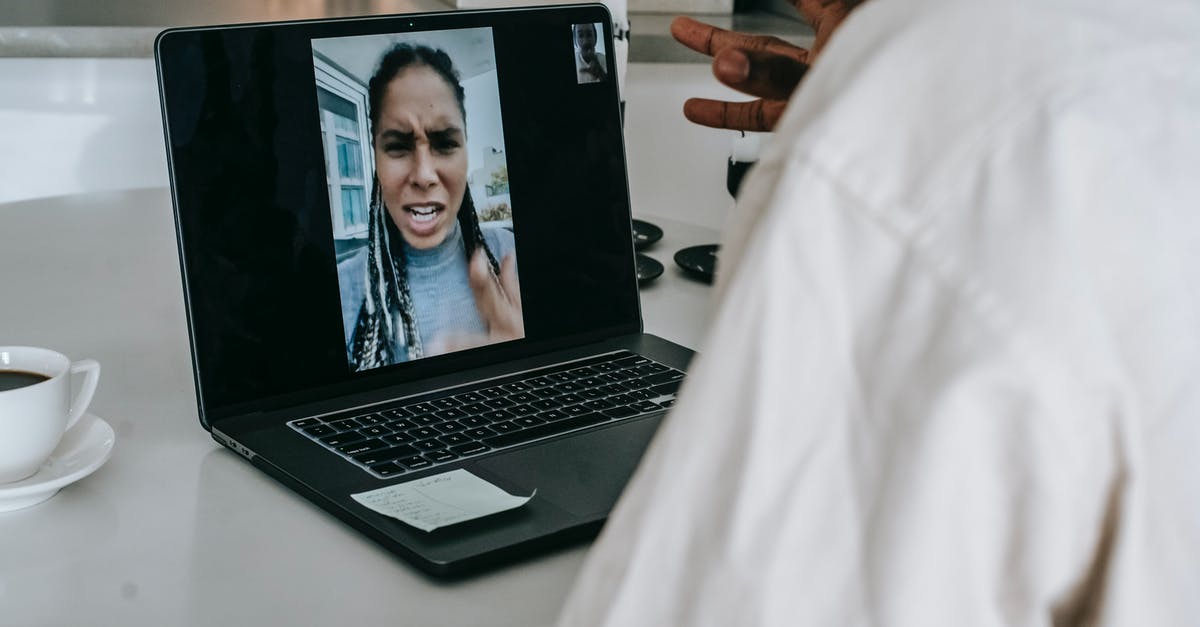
left=379, top=129, right=415, bottom=143
left=427, top=127, right=464, bottom=143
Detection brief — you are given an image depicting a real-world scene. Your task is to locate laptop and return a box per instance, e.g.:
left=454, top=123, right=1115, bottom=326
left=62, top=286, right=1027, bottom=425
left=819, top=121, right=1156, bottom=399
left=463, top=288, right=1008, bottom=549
left=155, top=4, right=694, bottom=577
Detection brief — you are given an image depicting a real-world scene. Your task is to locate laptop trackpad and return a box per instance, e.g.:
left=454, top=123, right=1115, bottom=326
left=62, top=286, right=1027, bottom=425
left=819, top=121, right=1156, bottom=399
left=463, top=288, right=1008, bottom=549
left=473, top=417, right=662, bottom=519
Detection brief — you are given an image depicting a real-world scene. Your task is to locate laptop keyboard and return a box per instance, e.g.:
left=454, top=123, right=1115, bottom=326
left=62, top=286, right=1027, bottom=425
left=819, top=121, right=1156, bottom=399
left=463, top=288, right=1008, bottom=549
left=288, top=351, right=685, bottom=478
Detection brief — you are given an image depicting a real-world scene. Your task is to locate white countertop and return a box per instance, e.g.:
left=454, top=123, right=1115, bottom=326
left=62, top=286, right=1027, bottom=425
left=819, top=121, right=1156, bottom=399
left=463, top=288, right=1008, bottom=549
left=0, top=56, right=731, bottom=625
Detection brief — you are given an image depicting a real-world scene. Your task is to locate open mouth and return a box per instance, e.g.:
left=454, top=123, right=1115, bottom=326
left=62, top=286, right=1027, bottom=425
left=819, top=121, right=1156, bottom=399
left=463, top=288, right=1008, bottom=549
left=405, top=204, right=443, bottom=224
left=400, top=203, right=447, bottom=239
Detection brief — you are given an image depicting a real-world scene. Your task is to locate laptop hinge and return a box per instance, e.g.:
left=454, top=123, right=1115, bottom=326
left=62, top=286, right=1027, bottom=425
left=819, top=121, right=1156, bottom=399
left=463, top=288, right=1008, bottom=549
left=212, top=427, right=257, bottom=462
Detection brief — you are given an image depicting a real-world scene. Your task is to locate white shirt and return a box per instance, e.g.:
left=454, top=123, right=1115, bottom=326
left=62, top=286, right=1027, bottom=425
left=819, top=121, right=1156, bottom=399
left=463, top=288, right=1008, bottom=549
left=558, top=0, right=1200, bottom=624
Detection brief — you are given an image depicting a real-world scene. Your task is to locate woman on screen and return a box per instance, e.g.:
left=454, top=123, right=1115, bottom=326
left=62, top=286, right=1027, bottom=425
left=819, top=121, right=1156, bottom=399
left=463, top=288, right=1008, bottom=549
left=347, top=44, right=523, bottom=371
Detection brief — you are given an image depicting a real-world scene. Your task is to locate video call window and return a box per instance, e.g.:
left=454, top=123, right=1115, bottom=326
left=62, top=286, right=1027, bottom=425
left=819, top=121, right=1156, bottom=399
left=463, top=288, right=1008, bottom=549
left=572, top=22, right=607, bottom=84
left=311, top=27, right=525, bottom=373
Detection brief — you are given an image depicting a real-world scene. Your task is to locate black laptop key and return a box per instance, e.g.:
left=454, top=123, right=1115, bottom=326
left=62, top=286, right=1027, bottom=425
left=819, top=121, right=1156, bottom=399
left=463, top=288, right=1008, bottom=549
left=645, top=371, right=684, bottom=385
left=383, top=432, right=414, bottom=445
left=602, top=406, right=638, bottom=419
left=370, top=462, right=405, bottom=477
left=584, top=399, right=615, bottom=411
left=464, top=427, right=495, bottom=439
left=478, top=387, right=506, bottom=399
left=354, top=444, right=418, bottom=466
left=435, top=408, right=467, bottom=420
left=554, top=381, right=584, bottom=392
left=386, top=419, right=417, bottom=431
left=491, top=421, right=520, bottom=433
left=600, top=384, right=629, bottom=396
left=400, top=455, right=432, bottom=470
left=651, top=380, right=682, bottom=397
left=501, top=382, right=531, bottom=393
left=321, top=431, right=365, bottom=447
left=356, top=413, right=386, bottom=426
left=460, top=416, right=490, bottom=427
left=509, top=404, right=539, bottom=416
left=562, top=404, right=591, bottom=417
left=450, top=442, right=490, bottom=457
left=539, top=409, right=568, bottom=421
left=515, top=416, right=545, bottom=428
left=381, top=407, right=413, bottom=418
left=361, top=425, right=390, bottom=438
left=412, top=439, right=445, bottom=452
left=483, top=409, right=514, bottom=422
left=293, top=418, right=321, bottom=428
left=405, top=402, right=436, bottom=414
left=304, top=424, right=335, bottom=437
left=483, top=412, right=608, bottom=449
left=462, top=403, right=489, bottom=414
left=579, top=389, right=605, bottom=400
left=338, top=438, right=389, bottom=456
left=527, top=376, right=554, bottom=388
left=530, top=387, right=560, bottom=399
left=409, top=426, right=440, bottom=440
left=531, top=399, right=560, bottom=410
left=631, top=400, right=663, bottom=413
left=484, top=397, right=516, bottom=409
left=624, top=378, right=652, bottom=390
left=434, top=420, right=467, bottom=433
left=411, top=413, right=441, bottom=426
left=438, top=433, right=472, bottom=446
left=432, top=397, right=460, bottom=410
left=558, top=393, right=584, bottom=405
left=331, top=418, right=361, bottom=431
left=424, top=450, right=458, bottom=463
left=509, top=392, right=537, bottom=404
left=456, top=391, right=485, bottom=404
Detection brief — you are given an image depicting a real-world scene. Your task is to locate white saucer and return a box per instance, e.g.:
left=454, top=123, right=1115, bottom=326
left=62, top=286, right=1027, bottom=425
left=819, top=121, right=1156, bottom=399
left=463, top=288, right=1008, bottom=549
left=0, top=413, right=115, bottom=512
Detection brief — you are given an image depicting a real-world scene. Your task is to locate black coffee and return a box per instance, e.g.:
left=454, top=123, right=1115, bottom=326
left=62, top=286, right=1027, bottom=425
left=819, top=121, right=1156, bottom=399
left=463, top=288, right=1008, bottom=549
left=0, top=370, right=50, bottom=392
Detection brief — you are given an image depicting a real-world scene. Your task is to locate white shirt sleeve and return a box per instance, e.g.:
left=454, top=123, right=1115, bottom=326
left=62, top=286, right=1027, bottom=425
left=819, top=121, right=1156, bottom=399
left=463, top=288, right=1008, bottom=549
left=557, top=153, right=1123, bottom=626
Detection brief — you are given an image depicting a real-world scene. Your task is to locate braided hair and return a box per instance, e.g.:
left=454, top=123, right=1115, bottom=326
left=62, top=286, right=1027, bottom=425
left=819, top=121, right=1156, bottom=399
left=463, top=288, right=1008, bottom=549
left=350, top=43, right=501, bottom=371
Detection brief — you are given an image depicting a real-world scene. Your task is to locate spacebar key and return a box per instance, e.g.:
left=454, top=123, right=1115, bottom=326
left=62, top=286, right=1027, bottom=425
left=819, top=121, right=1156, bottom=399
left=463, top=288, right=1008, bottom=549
left=483, top=412, right=607, bottom=449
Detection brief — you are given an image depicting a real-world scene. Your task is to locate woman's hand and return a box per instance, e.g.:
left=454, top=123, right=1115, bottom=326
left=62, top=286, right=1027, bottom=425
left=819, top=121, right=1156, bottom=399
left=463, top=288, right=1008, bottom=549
left=468, top=249, right=524, bottom=343
left=671, top=0, right=860, bottom=131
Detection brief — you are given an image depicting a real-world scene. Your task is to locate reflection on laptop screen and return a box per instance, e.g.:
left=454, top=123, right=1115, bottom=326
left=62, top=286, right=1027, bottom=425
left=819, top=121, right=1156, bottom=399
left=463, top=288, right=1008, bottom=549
left=312, top=29, right=526, bottom=372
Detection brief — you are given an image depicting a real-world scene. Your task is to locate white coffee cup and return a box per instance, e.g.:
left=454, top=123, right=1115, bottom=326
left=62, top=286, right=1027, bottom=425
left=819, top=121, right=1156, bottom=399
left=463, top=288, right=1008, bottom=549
left=0, top=346, right=100, bottom=483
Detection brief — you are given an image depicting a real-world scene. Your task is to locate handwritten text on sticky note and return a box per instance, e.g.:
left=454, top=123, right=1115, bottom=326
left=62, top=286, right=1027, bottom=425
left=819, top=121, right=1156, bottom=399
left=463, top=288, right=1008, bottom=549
left=351, top=469, right=534, bottom=532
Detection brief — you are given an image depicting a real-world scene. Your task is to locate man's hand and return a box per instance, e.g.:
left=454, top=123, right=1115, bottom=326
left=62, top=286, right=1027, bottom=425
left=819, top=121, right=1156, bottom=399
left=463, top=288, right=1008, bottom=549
left=581, top=57, right=607, bottom=80
left=671, top=0, right=860, bottom=131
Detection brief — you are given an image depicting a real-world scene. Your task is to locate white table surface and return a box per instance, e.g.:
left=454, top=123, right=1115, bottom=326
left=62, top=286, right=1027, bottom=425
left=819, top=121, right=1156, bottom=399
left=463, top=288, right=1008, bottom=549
left=0, top=53, right=733, bottom=625
left=0, top=185, right=719, bottom=626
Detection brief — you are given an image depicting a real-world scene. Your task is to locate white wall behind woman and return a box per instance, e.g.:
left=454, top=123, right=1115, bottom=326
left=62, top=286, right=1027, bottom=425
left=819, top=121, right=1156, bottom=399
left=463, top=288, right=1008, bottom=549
left=461, top=68, right=508, bottom=214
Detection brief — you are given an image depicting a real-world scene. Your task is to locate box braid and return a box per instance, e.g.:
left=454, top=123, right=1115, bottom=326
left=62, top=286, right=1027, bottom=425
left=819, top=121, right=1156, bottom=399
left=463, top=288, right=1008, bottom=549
left=349, top=43, right=501, bottom=371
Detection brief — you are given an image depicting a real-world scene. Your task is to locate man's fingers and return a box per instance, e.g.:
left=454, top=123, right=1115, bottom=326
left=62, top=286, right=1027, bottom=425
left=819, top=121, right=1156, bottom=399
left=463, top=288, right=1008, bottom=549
left=713, top=48, right=808, bottom=101
left=671, top=16, right=807, bottom=63
left=682, top=97, right=788, bottom=132
left=792, top=0, right=856, bottom=57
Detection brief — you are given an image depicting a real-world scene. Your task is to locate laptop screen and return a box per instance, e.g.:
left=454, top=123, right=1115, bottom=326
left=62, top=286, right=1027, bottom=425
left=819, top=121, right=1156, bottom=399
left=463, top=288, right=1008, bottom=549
left=156, top=5, right=639, bottom=419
